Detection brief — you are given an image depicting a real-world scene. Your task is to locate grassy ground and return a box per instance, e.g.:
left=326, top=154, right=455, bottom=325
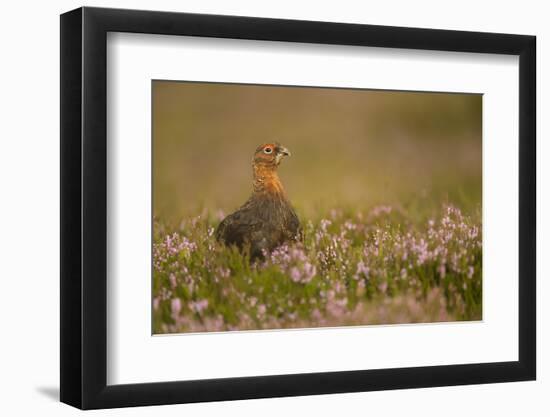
left=152, top=203, right=482, bottom=334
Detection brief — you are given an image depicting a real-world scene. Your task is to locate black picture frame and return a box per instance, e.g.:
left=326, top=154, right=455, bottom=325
left=60, top=6, right=536, bottom=410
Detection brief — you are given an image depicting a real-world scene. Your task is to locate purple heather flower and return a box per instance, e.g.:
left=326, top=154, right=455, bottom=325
left=189, top=299, right=209, bottom=314
left=171, top=298, right=182, bottom=317
left=290, top=267, right=301, bottom=282
left=356, top=261, right=369, bottom=278
left=320, top=219, right=332, bottom=232
left=169, top=273, right=177, bottom=288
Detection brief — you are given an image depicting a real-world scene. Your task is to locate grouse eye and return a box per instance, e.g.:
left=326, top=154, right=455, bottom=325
left=264, top=147, right=273, bottom=154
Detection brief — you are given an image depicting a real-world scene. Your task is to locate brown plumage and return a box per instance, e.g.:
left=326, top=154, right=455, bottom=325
left=216, top=142, right=301, bottom=259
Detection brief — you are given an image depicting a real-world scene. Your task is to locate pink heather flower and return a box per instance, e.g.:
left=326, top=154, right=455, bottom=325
left=326, top=299, right=346, bottom=318
left=169, top=273, right=177, bottom=288
left=258, top=304, right=266, bottom=315
left=311, top=308, right=322, bottom=320
left=159, top=233, right=197, bottom=258
left=335, top=297, right=348, bottom=308
left=171, top=298, right=182, bottom=317
left=302, top=262, right=316, bottom=283
left=289, top=267, right=301, bottom=282
left=370, top=205, right=392, bottom=217
left=216, top=267, right=231, bottom=279
left=189, top=299, right=209, bottom=314
left=414, top=238, right=429, bottom=265
left=343, top=220, right=357, bottom=231
left=356, top=261, right=369, bottom=278
left=334, top=281, right=345, bottom=294
left=320, top=219, right=332, bottom=232
left=467, top=266, right=475, bottom=279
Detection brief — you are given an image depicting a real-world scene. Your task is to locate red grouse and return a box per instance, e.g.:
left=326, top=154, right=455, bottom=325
left=216, top=143, right=301, bottom=259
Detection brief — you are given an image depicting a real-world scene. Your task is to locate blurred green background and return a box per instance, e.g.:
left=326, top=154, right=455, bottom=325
left=153, top=81, right=482, bottom=223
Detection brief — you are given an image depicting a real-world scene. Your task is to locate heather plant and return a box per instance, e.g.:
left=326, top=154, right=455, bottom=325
left=153, top=204, right=482, bottom=334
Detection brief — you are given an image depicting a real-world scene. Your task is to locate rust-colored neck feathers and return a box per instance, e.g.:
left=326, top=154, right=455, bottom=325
left=251, top=143, right=291, bottom=198
left=253, top=163, right=286, bottom=197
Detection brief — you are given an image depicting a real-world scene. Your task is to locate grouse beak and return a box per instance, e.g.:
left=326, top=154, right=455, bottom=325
left=277, top=146, right=291, bottom=157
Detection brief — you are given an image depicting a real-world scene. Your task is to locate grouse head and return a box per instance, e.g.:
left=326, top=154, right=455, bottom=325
left=253, top=143, right=291, bottom=167
left=252, top=143, right=291, bottom=195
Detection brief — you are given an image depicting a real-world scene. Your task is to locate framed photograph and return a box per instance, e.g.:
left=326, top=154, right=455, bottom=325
left=60, top=6, right=536, bottom=409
